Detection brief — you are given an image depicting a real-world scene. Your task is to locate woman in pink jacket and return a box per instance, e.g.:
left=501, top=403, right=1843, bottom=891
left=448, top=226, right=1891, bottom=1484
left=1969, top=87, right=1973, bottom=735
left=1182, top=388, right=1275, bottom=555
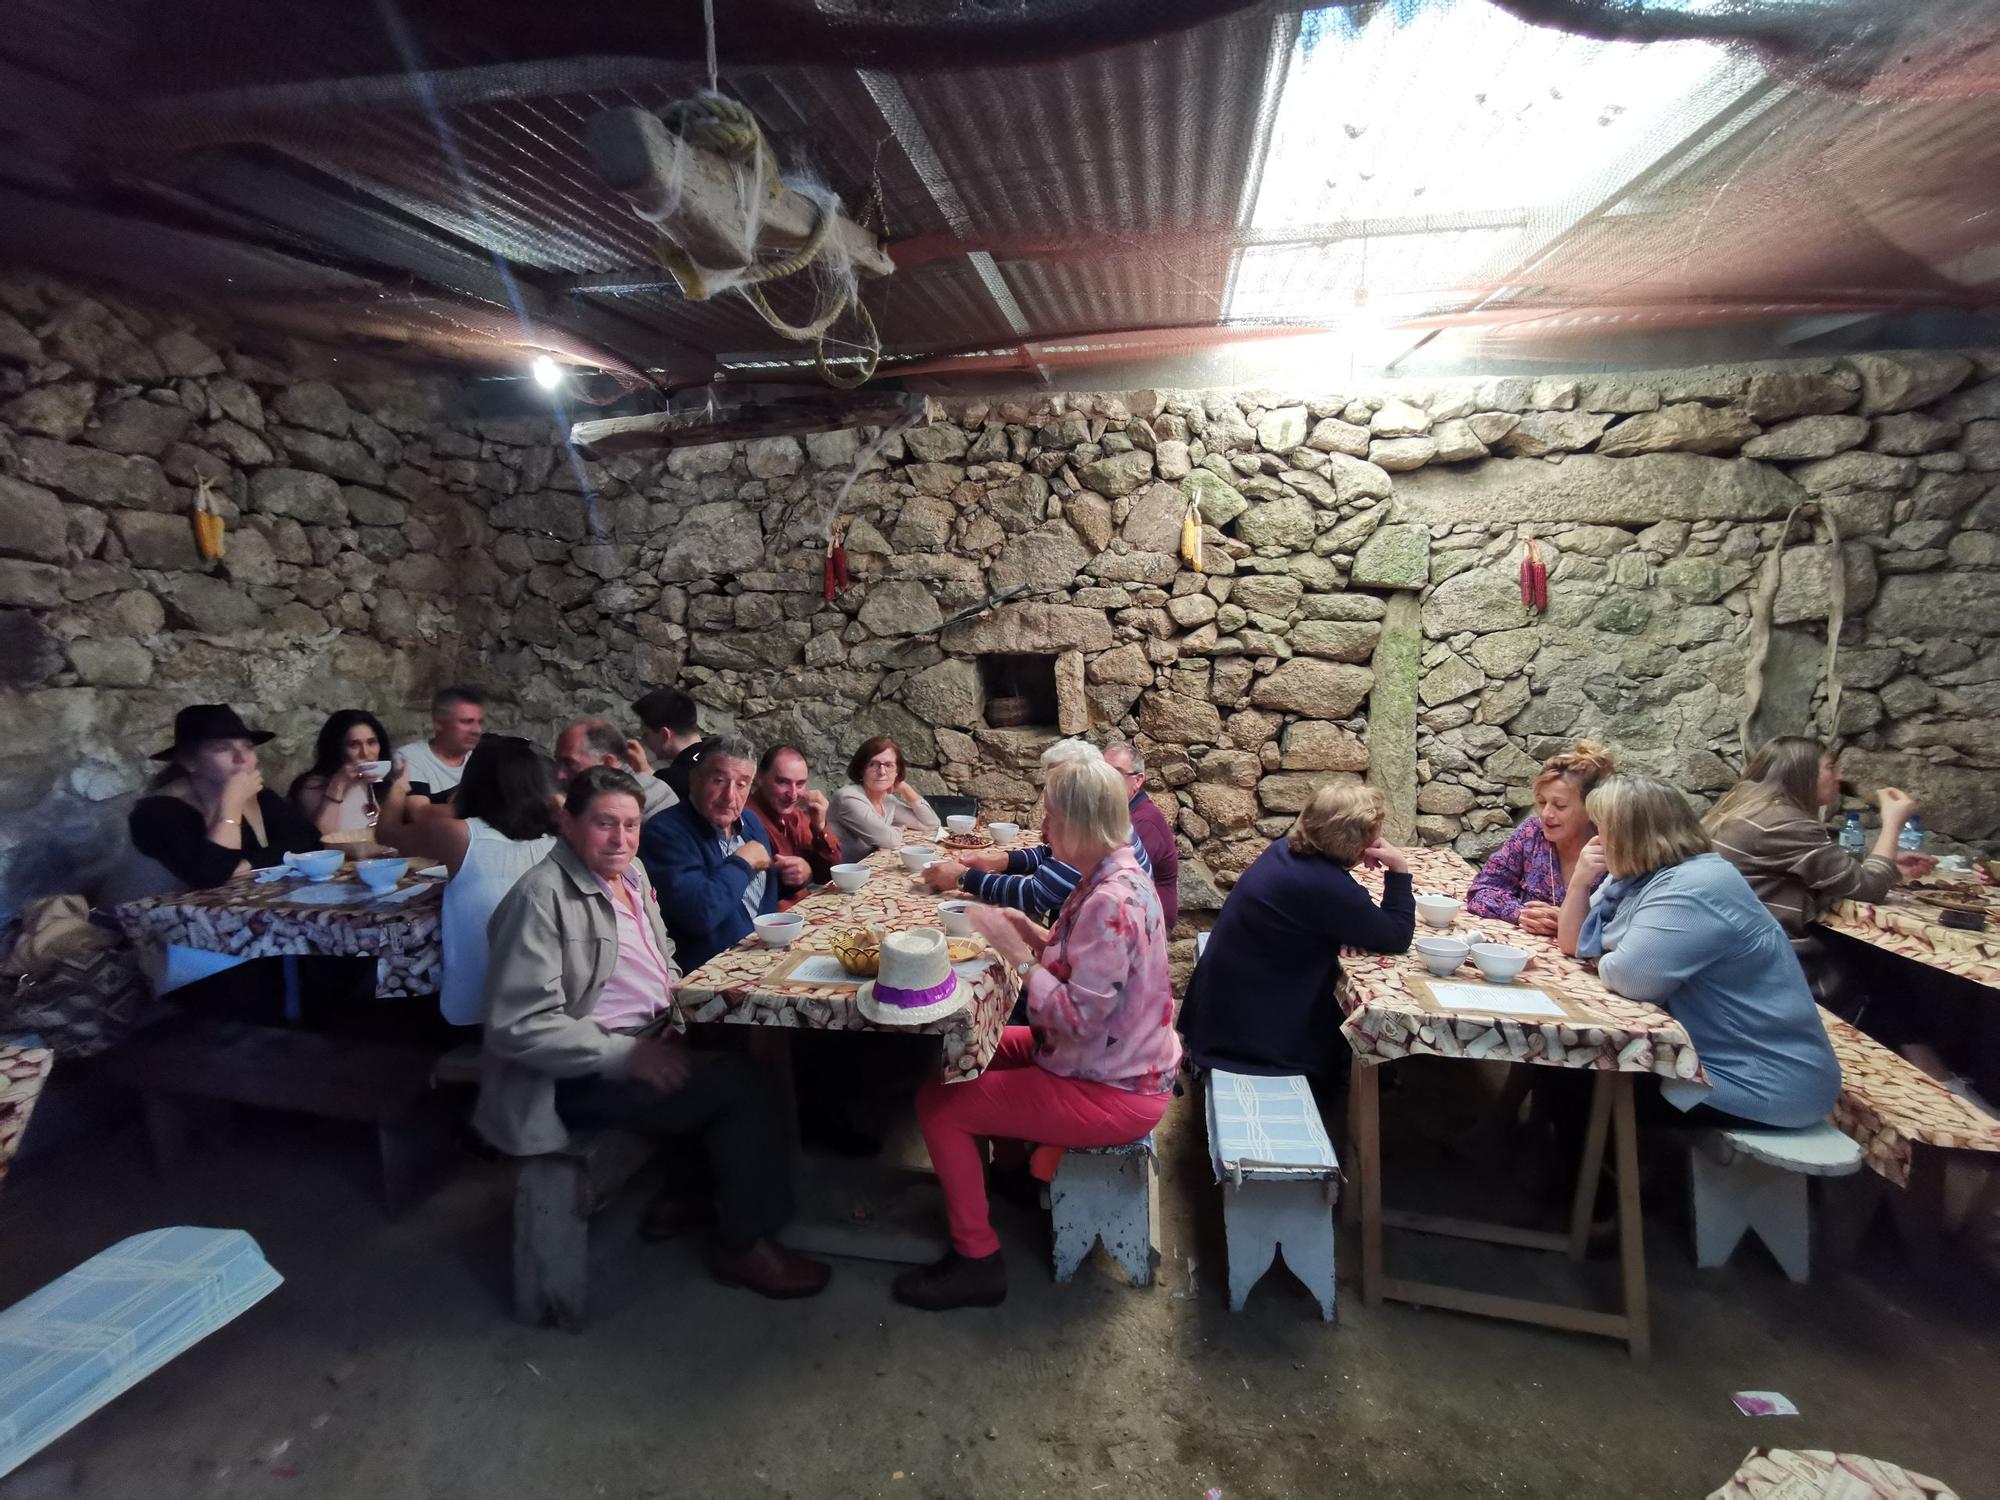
left=895, top=756, right=1181, bottom=1311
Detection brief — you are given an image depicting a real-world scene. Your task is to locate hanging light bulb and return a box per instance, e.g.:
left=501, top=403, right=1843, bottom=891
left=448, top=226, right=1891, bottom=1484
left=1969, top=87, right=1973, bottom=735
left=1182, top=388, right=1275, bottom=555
left=531, top=354, right=562, bottom=390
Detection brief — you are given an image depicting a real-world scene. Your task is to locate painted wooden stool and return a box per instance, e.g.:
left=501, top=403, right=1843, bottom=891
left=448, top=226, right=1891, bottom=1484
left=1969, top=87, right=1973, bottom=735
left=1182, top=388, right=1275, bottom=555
left=1047, top=1134, right=1161, bottom=1287
left=1206, top=1069, right=1339, bottom=1321
left=1691, top=1121, right=1863, bottom=1284
left=514, top=1128, right=655, bottom=1330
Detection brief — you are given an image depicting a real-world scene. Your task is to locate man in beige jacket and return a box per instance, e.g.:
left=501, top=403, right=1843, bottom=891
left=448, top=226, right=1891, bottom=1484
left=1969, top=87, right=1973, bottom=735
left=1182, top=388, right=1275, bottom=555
left=475, top=765, right=828, bottom=1300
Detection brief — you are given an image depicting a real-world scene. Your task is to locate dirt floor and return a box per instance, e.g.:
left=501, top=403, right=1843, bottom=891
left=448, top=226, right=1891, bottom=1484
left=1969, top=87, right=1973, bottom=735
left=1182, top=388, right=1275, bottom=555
left=3, top=1064, right=1998, bottom=1500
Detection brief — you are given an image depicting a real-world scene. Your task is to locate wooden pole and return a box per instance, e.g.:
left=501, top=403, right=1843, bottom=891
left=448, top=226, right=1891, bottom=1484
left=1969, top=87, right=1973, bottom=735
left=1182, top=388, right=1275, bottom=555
left=569, top=390, right=933, bottom=457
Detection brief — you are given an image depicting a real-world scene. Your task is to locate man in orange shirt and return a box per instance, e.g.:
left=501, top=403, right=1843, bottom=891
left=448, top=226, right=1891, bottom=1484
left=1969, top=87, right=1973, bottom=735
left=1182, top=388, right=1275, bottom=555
left=750, top=745, right=842, bottom=907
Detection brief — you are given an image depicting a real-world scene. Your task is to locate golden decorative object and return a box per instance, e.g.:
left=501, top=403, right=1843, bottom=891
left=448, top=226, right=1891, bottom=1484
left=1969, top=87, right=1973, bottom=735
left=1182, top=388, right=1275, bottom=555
left=829, top=926, right=883, bottom=977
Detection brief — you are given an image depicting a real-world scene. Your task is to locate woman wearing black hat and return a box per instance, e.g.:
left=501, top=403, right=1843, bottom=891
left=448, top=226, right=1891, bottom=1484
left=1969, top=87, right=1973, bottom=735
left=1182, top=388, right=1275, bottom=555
left=131, top=704, right=324, bottom=889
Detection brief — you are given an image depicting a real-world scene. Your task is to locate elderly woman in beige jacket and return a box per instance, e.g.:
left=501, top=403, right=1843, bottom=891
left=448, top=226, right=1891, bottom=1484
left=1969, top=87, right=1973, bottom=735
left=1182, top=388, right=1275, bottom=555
left=476, top=765, right=828, bottom=1301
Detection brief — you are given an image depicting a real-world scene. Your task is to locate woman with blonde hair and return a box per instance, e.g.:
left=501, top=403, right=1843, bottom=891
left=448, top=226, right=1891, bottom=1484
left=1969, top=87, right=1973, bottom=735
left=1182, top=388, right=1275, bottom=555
left=1466, top=739, right=1616, bottom=936
left=1705, top=736, right=1921, bottom=936
left=1179, top=781, right=1415, bottom=1083
left=1559, top=774, right=1840, bottom=1128
left=896, top=755, right=1179, bottom=1311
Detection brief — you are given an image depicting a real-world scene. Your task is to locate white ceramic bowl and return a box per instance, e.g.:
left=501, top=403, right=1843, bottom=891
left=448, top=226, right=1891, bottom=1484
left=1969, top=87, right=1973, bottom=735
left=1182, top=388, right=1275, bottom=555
left=1414, top=894, right=1462, bottom=929
left=356, top=760, right=392, bottom=781
left=900, top=845, right=939, bottom=873
left=987, top=821, right=1020, bottom=843
left=356, top=857, right=409, bottom=892
left=1469, top=942, right=1529, bottom=984
left=285, top=849, right=343, bottom=881
left=753, top=912, right=804, bottom=948
left=937, top=900, right=974, bottom=936
left=1413, top=935, right=1470, bottom=977
left=945, top=815, right=977, bottom=835
left=831, top=862, right=870, bottom=893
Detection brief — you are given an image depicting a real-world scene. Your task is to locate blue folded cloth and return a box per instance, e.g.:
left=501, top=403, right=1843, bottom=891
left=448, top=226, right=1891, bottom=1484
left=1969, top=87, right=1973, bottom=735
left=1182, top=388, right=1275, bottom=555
left=0, top=1227, right=282, bottom=1478
left=1575, top=869, right=1658, bottom=960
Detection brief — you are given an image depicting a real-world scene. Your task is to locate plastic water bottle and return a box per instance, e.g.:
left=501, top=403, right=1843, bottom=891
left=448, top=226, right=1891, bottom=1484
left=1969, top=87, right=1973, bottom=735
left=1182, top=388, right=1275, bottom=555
left=1839, top=813, right=1865, bottom=855
left=1898, top=815, right=1923, bottom=855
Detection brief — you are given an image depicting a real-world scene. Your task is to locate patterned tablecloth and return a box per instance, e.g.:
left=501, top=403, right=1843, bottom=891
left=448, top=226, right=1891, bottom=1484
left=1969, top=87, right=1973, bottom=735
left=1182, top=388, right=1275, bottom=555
left=112, top=871, right=444, bottom=998
left=674, top=846, right=1022, bottom=1083
left=1337, top=848, right=1706, bottom=1083
left=1344, top=848, right=2000, bottom=1183
left=1820, top=890, right=2000, bottom=989
left=1, top=1042, right=54, bottom=1192
left=1709, top=1448, right=1958, bottom=1500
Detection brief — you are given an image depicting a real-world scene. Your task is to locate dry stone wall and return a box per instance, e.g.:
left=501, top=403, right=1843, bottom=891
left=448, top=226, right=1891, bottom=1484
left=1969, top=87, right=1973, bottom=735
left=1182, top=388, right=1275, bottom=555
left=3, top=264, right=1998, bottom=925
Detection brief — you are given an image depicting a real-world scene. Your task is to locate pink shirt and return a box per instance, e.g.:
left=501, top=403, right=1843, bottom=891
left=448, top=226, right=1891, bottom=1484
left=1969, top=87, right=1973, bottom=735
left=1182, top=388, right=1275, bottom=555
left=594, top=869, right=675, bottom=1033
left=1024, top=845, right=1181, bottom=1095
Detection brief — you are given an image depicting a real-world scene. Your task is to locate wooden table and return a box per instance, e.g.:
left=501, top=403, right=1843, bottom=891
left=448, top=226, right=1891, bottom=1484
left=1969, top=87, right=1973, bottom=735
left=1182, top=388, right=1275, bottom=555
left=112, top=867, right=445, bottom=1001
left=0, top=1043, right=54, bottom=1193
left=674, top=846, right=1023, bottom=1261
left=1338, top=847, right=1704, bottom=1359
left=674, top=845, right=1019, bottom=1084
left=1820, top=886, right=2000, bottom=990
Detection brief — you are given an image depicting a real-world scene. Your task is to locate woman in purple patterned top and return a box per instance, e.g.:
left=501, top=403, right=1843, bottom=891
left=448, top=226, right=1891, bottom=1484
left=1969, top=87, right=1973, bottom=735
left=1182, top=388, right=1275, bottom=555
left=1465, top=740, right=1615, bottom=937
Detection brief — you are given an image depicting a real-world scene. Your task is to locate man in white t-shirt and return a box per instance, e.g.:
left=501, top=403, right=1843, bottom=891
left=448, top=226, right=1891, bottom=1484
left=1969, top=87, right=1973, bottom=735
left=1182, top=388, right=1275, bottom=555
left=395, top=686, right=485, bottom=816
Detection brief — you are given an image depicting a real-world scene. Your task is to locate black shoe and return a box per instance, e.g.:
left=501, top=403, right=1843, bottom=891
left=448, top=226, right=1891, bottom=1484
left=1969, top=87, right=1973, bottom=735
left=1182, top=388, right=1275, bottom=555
left=892, top=1250, right=1007, bottom=1311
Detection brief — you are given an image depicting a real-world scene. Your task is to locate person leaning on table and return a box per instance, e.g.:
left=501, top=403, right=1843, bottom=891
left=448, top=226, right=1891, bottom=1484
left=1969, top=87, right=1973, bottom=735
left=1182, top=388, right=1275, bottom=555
left=475, top=765, right=829, bottom=1299
left=1177, top=781, right=1415, bottom=1088
left=1464, top=739, right=1615, bottom=937
left=1559, top=772, right=1841, bottom=1130
left=130, top=703, right=323, bottom=888
left=894, top=755, right=1180, bottom=1312
left=825, top=734, right=940, bottom=859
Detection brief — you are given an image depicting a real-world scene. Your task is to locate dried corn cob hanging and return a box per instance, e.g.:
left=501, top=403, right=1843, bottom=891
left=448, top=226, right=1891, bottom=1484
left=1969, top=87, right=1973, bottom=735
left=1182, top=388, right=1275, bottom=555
left=1179, top=495, right=1205, bottom=573
left=191, top=476, right=226, bottom=561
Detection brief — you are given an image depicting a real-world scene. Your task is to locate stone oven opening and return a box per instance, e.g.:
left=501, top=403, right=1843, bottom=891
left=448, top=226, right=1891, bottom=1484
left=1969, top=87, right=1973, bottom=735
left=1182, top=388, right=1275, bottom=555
left=976, top=654, right=1059, bottom=731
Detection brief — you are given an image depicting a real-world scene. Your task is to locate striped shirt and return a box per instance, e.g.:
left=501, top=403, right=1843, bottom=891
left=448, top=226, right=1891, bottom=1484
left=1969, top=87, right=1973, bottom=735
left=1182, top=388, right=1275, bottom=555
left=1708, top=803, right=1899, bottom=936
left=960, top=829, right=1154, bottom=922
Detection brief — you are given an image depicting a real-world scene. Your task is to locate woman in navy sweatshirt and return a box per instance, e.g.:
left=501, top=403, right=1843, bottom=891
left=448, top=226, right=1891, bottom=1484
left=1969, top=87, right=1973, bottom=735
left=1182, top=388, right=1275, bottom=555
left=1180, top=782, right=1415, bottom=1082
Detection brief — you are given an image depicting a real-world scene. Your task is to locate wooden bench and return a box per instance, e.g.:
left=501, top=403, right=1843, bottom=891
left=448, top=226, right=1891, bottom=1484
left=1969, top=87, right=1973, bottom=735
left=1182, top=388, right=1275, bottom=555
left=1206, top=1069, right=1340, bottom=1321
left=100, top=1016, right=455, bottom=1211
left=513, top=1129, right=655, bottom=1332
left=1691, top=1122, right=1863, bottom=1283
left=1046, top=1134, right=1160, bottom=1287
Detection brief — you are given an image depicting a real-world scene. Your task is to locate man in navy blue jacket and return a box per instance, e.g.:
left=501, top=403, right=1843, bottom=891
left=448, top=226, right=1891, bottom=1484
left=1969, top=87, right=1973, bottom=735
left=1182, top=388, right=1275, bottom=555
left=639, top=734, right=785, bottom=970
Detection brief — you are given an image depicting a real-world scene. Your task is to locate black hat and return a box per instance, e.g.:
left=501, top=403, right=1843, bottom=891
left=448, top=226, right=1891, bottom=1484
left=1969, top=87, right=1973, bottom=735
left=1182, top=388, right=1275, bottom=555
left=151, top=704, right=276, bottom=761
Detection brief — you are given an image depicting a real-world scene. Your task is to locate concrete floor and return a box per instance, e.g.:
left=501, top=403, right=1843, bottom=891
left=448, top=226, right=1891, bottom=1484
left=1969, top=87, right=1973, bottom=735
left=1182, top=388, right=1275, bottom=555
left=2, top=1070, right=1997, bottom=1500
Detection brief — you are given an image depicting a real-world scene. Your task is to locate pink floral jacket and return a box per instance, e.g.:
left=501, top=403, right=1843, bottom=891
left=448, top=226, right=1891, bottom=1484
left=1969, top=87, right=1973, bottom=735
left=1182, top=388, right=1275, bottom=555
left=1025, top=845, right=1181, bottom=1095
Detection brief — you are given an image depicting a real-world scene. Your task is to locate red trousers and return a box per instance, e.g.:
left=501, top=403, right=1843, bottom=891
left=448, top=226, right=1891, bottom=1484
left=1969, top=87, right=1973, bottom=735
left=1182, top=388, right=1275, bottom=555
left=915, top=1026, right=1168, bottom=1258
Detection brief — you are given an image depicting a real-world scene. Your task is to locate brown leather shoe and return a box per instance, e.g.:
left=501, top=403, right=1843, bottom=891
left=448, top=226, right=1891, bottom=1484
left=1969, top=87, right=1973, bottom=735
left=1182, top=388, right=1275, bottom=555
left=892, top=1250, right=1007, bottom=1311
left=708, top=1238, right=832, bottom=1299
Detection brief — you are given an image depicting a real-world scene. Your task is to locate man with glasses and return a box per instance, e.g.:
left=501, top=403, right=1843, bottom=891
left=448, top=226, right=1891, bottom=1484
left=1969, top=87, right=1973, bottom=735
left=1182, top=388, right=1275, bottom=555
left=1104, top=740, right=1179, bottom=929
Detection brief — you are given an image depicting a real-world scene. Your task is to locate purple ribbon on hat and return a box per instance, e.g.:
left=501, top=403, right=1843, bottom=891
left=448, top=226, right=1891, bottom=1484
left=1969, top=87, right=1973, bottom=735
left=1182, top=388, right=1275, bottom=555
left=871, top=975, right=959, bottom=1010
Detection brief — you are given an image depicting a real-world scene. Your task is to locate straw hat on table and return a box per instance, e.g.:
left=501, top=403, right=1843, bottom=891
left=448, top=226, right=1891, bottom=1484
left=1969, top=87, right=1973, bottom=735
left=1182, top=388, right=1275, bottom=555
left=857, top=928, right=968, bottom=1025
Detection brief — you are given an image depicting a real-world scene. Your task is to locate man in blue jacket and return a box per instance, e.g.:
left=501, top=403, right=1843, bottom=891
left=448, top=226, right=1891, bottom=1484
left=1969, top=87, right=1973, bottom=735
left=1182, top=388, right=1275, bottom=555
left=639, top=734, right=788, bottom=970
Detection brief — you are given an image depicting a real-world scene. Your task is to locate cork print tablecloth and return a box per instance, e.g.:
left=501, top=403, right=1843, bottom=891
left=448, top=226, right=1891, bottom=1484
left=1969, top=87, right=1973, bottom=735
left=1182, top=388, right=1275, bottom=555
left=113, top=872, right=444, bottom=998
left=1, top=1042, right=54, bottom=1192
left=1820, top=893, right=2000, bottom=989
left=1823, top=1009, right=2000, bottom=1184
left=675, top=848, right=1022, bottom=1082
left=1709, top=1447, right=1958, bottom=1500
left=1367, top=846, right=2000, bottom=1181
left=1338, top=848, right=1706, bottom=1083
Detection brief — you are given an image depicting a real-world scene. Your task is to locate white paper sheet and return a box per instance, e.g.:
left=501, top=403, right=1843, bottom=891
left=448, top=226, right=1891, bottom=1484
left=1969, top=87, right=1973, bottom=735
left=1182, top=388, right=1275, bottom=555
left=1425, top=981, right=1564, bottom=1019
left=783, top=954, right=864, bottom=987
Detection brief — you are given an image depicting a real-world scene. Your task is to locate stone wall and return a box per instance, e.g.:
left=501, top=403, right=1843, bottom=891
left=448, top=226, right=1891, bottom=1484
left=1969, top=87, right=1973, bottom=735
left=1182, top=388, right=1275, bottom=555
left=3, top=264, right=1998, bottom=926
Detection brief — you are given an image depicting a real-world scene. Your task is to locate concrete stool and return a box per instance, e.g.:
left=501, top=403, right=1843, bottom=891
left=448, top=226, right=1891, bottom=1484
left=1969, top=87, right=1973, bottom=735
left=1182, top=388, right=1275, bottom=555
left=1048, top=1134, right=1160, bottom=1286
left=1690, top=1121, right=1863, bottom=1284
left=1206, top=1070, right=1339, bottom=1321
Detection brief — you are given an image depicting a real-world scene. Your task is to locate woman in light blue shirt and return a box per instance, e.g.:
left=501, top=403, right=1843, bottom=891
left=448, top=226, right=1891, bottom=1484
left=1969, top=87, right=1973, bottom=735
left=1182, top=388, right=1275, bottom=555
left=1558, top=773, right=1841, bottom=1129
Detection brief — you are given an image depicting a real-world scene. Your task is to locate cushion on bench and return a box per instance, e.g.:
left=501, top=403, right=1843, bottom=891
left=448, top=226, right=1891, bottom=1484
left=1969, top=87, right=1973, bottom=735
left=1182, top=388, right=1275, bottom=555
left=0, top=1227, right=281, bottom=1478
left=1206, top=1070, right=1337, bottom=1183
